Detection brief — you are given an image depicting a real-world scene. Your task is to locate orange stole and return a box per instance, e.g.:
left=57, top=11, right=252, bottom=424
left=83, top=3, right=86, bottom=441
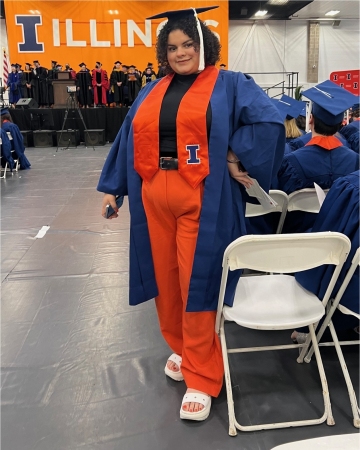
left=133, top=66, right=219, bottom=189
left=305, top=135, right=343, bottom=150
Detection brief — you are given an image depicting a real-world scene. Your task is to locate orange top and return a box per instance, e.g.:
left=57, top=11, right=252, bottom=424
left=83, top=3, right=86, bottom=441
left=133, top=66, right=219, bottom=189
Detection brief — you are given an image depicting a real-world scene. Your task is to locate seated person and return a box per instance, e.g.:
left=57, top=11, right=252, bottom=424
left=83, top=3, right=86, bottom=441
left=292, top=170, right=359, bottom=343
left=272, top=95, right=303, bottom=143
left=0, top=109, right=31, bottom=169
left=0, top=128, right=16, bottom=170
left=339, top=100, right=360, bottom=153
left=287, top=128, right=349, bottom=152
left=295, top=103, right=307, bottom=135
left=274, top=80, right=359, bottom=233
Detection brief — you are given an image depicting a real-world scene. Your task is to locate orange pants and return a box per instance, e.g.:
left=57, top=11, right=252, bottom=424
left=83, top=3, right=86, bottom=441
left=142, top=169, right=224, bottom=397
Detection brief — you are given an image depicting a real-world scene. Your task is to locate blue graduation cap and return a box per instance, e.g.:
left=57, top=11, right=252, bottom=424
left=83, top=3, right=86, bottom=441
left=302, top=80, right=358, bottom=125
left=272, top=95, right=304, bottom=121
left=146, top=6, right=219, bottom=71
left=299, top=101, right=307, bottom=117
left=1, top=108, right=9, bottom=116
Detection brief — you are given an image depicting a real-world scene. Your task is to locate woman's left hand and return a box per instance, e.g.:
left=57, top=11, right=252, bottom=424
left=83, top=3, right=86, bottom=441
left=227, top=161, right=253, bottom=189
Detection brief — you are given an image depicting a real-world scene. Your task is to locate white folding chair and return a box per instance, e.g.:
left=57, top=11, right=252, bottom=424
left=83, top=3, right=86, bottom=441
left=245, top=189, right=288, bottom=234
left=270, top=433, right=360, bottom=450
left=287, top=188, right=329, bottom=215
left=0, top=162, right=8, bottom=179
left=215, top=232, right=351, bottom=435
left=300, top=248, right=360, bottom=427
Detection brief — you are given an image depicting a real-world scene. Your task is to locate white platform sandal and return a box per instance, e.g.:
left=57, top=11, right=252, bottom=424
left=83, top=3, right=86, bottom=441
left=180, top=392, right=212, bottom=421
left=164, top=353, right=184, bottom=381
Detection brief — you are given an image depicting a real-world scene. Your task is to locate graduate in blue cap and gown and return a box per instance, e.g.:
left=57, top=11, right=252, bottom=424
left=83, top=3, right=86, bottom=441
left=275, top=80, right=359, bottom=233
left=97, top=5, right=284, bottom=421
left=292, top=170, right=359, bottom=341
left=1, top=109, right=31, bottom=169
left=0, top=127, right=15, bottom=170
left=7, top=64, right=22, bottom=106
left=287, top=125, right=350, bottom=153
left=276, top=95, right=303, bottom=143
left=339, top=99, right=360, bottom=153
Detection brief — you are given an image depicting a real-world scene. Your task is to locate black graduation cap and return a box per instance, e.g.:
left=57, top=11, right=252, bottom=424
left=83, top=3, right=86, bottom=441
left=114, top=61, right=122, bottom=65
left=146, top=6, right=218, bottom=22
left=220, top=63, right=226, bottom=67
left=122, top=65, right=129, bottom=69
left=33, top=60, right=39, bottom=63
left=16, top=64, right=22, bottom=68
left=51, top=60, right=57, bottom=64
left=25, top=62, right=32, bottom=66
left=147, top=62, right=153, bottom=66
left=11, top=63, right=16, bottom=67
left=96, top=61, right=102, bottom=65
left=79, top=62, right=86, bottom=67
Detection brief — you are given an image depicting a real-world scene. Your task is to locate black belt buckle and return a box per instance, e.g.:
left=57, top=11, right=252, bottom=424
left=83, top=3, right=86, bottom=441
left=159, top=157, right=178, bottom=170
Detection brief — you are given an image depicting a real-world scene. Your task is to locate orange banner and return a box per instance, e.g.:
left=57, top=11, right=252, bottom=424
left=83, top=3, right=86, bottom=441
left=4, top=0, right=228, bottom=73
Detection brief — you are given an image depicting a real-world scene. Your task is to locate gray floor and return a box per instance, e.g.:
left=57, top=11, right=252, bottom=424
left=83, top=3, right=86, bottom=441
left=1, top=145, right=359, bottom=450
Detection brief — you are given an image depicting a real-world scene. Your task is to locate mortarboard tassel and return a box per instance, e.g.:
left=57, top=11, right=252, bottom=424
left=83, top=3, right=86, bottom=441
left=192, top=8, right=205, bottom=71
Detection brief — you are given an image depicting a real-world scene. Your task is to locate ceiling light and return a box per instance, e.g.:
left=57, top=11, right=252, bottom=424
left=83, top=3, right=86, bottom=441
left=325, top=10, right=340, bottom=16
left=267, top=0, right=289, bottom=5
left=255, top=10, right=268, bottom=17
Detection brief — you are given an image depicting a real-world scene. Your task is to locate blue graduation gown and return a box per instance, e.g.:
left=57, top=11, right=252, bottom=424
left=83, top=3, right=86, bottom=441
left=287, top=131, right=349, bottom=152
left=296, top=171, right=360, bottom=318
left=0, top=128, right=15, bottom=170
left=276, top=143, right=359, bottom=195
left=275, top=140, right=359, bottom=233
left=97, top=70, right=285, bottom=311
left=340, top=121, right=360, bottom=153
left=7, top=72, right=22, bottom=104
left=1, top=122, right=31, bottom=169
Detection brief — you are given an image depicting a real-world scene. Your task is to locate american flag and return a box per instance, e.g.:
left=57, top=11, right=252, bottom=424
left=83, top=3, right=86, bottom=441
left=3, top=48, right=9, bottom=85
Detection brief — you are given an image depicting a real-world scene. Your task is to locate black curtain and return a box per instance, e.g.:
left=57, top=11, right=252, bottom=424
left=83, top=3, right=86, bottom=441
left=9, top=107, right=129, bottom=143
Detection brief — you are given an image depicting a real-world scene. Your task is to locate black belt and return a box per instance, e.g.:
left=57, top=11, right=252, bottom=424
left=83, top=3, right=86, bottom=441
left=159, top=157, right=178, bottom=170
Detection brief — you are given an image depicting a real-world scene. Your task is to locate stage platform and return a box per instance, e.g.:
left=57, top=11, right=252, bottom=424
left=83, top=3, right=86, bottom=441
left=9, top=107, right=129, bottom=143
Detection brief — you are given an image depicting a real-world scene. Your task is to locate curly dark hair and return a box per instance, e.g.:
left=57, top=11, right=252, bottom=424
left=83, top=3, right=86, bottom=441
left=155, top=17, right=221, bottom=74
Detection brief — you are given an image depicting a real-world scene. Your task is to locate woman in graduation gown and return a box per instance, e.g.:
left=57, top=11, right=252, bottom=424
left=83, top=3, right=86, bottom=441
left=97, top=6, right=285, bottom=421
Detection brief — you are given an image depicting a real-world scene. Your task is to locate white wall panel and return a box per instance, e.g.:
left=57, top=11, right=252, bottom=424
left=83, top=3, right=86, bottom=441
left=319, top=20, right=360, bottom=81
left=229, top=19, right=359, bottom=94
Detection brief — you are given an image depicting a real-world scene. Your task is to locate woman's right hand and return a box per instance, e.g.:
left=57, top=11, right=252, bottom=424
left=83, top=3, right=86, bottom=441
left=101, top=194, right=118, bottom=219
